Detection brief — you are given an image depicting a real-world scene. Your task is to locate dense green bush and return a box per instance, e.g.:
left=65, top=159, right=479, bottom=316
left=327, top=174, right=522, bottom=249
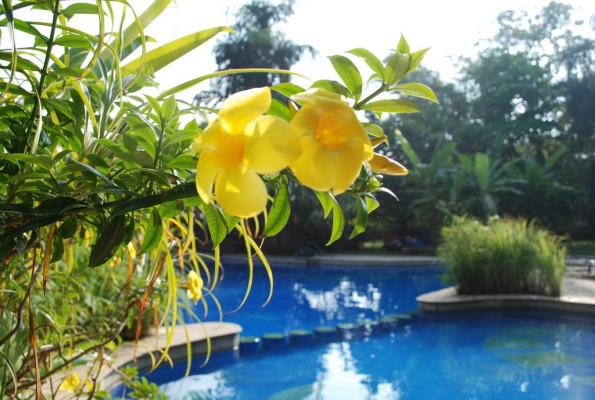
left=439, top=217, right=566, bottom=296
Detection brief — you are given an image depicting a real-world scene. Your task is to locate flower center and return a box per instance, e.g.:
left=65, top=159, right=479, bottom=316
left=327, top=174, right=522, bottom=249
left=314, top=110, right=349, bottom=150
left=218, top=133, right=245, bottom=167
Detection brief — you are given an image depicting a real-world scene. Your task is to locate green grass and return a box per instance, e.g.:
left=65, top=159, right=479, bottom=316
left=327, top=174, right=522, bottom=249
left=439, top=218, right=566, bottom=296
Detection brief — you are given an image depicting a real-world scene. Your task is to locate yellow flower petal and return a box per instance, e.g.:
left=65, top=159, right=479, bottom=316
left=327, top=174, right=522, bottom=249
left=195, top=151, right=224, bottom=204
left=292, top=88, right=350, bottom=108
left=192, top=119, right=223, bottom=153
left=369, top=153, right=409, bottom=175
left=243, top=115, right=301, bottom=174
left=333, top=141, right=368, bottom=195
left=215, top=166, right=268, bottom=218
left=218, top=87, right=272, bottom=134
left=60, top=373, right=81, bottom=392
left=290, top=135, right=337, bottom=192
left=187, top=270, right=203, bottom=304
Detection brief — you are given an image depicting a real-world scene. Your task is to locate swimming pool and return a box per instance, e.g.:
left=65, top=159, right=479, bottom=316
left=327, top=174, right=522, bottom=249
left=114, top=263, right=595, bottom=399
left=188, top=261, right=445, bottom=337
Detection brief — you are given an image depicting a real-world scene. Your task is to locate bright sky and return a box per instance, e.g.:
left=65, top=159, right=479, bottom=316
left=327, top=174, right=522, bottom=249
left=135, top=0, right=595, bottom=102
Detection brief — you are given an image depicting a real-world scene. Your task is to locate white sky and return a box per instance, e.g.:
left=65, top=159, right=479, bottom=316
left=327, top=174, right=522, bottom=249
left=136, top=0, right=595, bottom=101
left=6, top=1, right=595, bottom=102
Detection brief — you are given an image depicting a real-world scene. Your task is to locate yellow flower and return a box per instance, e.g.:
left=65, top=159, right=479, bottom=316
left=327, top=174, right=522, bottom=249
left=60, top=373, right=81, bottom=392
left=187, top=270, right=203, bottom=305
left=289, top=89, right=373, bottom=194
left=368, top=153, right=409, bottom=176
left=194, top=87, right=301, bottom=218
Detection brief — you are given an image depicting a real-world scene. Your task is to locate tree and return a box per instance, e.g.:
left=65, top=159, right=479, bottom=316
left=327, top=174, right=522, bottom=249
left=195, top=0, right=315, bottom=103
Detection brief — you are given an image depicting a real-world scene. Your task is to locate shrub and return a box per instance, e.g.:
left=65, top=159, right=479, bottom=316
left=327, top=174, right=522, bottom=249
left=439, top=217, right=566, bottom=296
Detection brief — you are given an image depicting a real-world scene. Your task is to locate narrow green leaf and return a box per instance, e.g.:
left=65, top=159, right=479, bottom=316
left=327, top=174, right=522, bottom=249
left=364, top=194, right=380, bottom=213
left=315, top=191, right=344, bottom=245
left=271, top=82, right=305, bottom=98
left=166, top=155, right=196, bottom=170
left=309, top=80, right=353, bottom=98
left=327, top=195, right=345, bottom=246
left=363, top=123, right=385, bottom=138
left=49, top=67, right=96, bottom=78
left=54, top=34, right=94, bottom=50
left=391, top=82, right=439, bottom=103
left=349, top=196, right=368, bottom=239
left=61, top=4, right=99, bottom=19
left=224, top=212, right=241, bottom=234
left=71, top=161, right=120, bottom=189
left=158, top=200, right=184, bottom=219
left=88, top=215, right=126, bottom=267
left=50, top=232, right=64, bottom=263
left=409, top=48, right=430, bottom=73
left=140, top=209, right=162, bottom=254
left=262, top=178, right=290, bottom=237
left=59, top=217, right=78, bottom=239
left=111, top=195, right=163, bottom=217
left=385, top=53, right=410, bottom=85
left=161, top=96, right=177, bottom=121
left=122, top=26, right=234, bottom=75
left=266, top=99, right=291, bottom=122
left=396, top=34, right=410, bottom=55
left=314, top=191, right=333, bottom=217
left=202, top=203, right=227, bottom=249
left=360, top=99, right=421, bottom=113
left=347, top=48, right=384, bottom=80
left=328, top=55, right=363, bottom=101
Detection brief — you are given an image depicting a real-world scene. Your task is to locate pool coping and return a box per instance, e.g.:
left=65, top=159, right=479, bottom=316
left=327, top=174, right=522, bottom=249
left=48, top=322, right=241, bottom=398
left=417, top=281, right=595, bottom=315
left=221, top=254, right=441, bottom=267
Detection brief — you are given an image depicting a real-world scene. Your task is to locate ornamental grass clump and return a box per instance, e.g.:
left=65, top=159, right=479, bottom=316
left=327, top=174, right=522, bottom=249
left=439, top=218, right=566, bottom=296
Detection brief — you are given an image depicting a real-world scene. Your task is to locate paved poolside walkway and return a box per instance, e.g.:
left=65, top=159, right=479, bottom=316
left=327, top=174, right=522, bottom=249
left=418, top=275, right=595, bottom=314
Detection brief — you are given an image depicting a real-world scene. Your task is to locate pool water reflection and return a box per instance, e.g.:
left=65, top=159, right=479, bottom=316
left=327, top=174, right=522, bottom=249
left=187, top=263, right=445, bottom=336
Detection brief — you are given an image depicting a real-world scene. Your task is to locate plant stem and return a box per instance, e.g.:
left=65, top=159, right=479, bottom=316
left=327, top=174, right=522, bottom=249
left=354, top=84, right=387, bottom=110
left=23, top=0, right=62, bottom=154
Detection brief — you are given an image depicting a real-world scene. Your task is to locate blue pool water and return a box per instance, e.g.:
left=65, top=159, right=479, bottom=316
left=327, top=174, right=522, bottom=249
left=115, top=263, right=595, bottom=399
left=187, top=261, right=445, bottom=337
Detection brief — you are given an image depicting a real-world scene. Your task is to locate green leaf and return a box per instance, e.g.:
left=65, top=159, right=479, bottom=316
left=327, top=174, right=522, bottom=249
left=161, top=96, right=177, bottom=121
left=71, top=161, right=120, bottom=189
left=224, top=212, right=241, bottom=234
left=166, top=155, right=196, bottom=170
left=347, top=48, right=385, bottom=80
left=309, top=80, right=353, bottom=98
left=144, top=94, right=162, bottom=117
left=409, top=48, right=430, bottom=73
left=0, top=18, right=47, bottom=43
left=360, top=99, right=421, bottom=114
left=54, top=34, right=94, bottom=50
left=97, top=139, right=123, bottom=154
left=59, top=217, right=78, bottom=239
left=475, top=153, right=490, bottom=193
left=262, top=178, right=290, bottom=237
left=396, top=34, right=410, bottom=55
left=0, top=52, right=40, bottom=71
left=271, top=82, right=305, bottom=98
left=364, top=194, right=380, bottom=213
left=88, top=215, right=126, bottom=267
left=385, top=53, right=410, bottom=85
left=363, top=123, right=384, bottom=138
left=328, top=55, right=363, bottom=101
left=158, top=200, right=184, bottom=219
left=202, top=203, right=227, bottom=249
left=266, top=99, right=291, bottom=122
left=61, top=3, right=99, bottom=19
left=122, top=26, right=234, bottom=76
left=111, top=195, right=163, bottom=217
left=315, top=192, right=344, bottom=245
left=50, top=232, right=64, bottom=263
left=391, top=82, right=439, bottom=103
left=140, top=209, right=162, bottom=254
left=49, top=67, right=96, bottom=79
left=349, top=196, right=368, bottom=239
